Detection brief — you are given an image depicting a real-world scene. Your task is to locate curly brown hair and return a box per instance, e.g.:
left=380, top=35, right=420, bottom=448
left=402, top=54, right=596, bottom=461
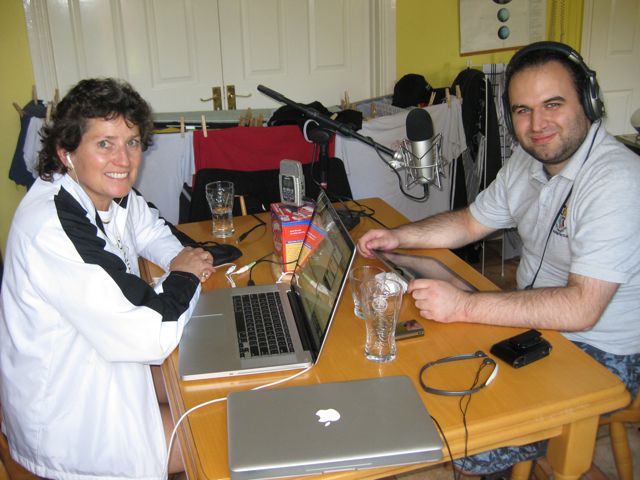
left=38, top=78, right=154, bottom=181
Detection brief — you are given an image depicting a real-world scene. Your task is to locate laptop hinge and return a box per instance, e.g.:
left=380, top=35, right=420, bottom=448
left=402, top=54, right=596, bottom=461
left=287, top=289, right=316, bottom=360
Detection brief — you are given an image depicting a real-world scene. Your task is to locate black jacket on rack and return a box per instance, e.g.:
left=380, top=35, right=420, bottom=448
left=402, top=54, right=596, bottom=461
left=450, top=68, right=502, bottom=209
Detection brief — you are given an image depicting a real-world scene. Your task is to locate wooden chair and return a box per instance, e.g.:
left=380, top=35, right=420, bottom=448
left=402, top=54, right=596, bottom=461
left=515, top=393, right=639, bottom=480
left=599, top=393, right=640, bottom=480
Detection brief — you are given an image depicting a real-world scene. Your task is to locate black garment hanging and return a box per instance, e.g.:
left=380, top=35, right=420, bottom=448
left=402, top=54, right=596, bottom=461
left=9, top=100, right=47, bottom=188
left=451, top=68, right=502, bottom=205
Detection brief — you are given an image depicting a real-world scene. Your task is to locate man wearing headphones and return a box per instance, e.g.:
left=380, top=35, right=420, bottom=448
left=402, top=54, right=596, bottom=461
left=358, top=41, right=640, bottom=475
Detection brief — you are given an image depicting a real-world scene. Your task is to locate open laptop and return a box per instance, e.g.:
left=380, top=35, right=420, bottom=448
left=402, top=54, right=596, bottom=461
left=179, top=190, right=356, bottom=379
left=227, top=376, right=443, bottom=479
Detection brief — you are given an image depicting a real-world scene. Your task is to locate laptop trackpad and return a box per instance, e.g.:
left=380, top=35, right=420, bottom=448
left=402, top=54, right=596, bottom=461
left=179, top=312, right=240, bottom=380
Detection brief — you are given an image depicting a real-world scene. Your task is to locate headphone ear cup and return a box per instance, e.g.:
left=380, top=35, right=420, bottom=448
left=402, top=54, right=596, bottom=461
left=582, top=71, right=605, bottom=122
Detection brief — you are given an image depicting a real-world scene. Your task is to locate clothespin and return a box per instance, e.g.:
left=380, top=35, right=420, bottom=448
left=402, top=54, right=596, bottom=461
left=428, top=91, right=436, bottom=106
left=239, top=108, right=252, bottom=127
left=32, top=85, right=38, bottom=105
left=53, top=88, right=60, bottom=106
left=254, top=114, right=264, bottom=127
left=455, top=85, right=463, bottom=104
left=45, top=102, right=53, bottom=124
left=201, top=114, right=208, bottom=138
left=370, top=103, right=377, bottom=119
left=445, top=88, right=451, bottom=107
left=345, top=91, right=350, bottom=108
left=13, top=102, right=25, bottom=118
left=179, top=116, right=185, bottom=138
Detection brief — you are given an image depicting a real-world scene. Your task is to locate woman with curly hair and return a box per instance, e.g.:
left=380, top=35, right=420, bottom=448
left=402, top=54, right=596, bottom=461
left=1, top=78, right=214, bottom=479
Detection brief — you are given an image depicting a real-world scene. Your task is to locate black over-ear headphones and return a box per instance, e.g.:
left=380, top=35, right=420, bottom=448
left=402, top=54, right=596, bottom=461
left=502, top=41, right=604, bottom=135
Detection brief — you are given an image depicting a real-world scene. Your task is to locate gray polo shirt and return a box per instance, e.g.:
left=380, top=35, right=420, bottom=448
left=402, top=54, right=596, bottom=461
left=470, top=122, right=640, bottom=355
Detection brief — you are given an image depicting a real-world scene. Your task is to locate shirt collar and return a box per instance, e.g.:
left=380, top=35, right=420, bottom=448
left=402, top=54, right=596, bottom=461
left=59, top=173, right=97, bottom=217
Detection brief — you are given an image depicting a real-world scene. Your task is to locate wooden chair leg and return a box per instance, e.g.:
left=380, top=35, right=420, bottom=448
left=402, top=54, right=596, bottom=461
left=533, top=456, right=554, bottom=479
left=511, top=460, right=533, bottom=480
left=609, top=422, right=634, bottom=480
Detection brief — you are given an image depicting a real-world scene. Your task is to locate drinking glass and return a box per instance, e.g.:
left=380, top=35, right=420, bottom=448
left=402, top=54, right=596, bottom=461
left=361, top=277, right=403, bottom=362
left=205, top=181, right=235, bottom=238
left=348, top=265, right=384, bottom=319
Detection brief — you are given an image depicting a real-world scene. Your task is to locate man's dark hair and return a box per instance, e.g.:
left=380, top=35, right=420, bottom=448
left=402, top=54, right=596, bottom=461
left=504, top=48, right=587, bottom=112
left=38, top=78, right=154, bottom=181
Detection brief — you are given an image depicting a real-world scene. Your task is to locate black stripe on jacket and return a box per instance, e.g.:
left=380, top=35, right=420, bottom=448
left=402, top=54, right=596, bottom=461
left=54, top=187, right=198, bottom=322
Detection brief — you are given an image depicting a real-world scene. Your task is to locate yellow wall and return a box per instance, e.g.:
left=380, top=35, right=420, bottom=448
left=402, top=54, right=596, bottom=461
left=0, top=0, right=33, bottom=255
left=396, top=0, right=583, bottom=88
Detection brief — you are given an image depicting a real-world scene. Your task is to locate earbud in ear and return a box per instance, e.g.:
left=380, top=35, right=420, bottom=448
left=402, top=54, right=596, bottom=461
left=65, top=153, right=75, bottom=170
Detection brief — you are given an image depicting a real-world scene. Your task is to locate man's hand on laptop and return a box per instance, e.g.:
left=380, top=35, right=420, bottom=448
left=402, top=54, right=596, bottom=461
left=357, top=229, right=400, bottom=257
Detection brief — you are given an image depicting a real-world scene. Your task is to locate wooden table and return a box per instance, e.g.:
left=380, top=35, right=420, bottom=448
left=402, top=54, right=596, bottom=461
left=146, top=198, right=630, bottom=480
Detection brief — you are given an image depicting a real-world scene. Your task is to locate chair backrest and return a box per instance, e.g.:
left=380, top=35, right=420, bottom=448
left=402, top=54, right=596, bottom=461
left=187, top=158, right=352, bottom=222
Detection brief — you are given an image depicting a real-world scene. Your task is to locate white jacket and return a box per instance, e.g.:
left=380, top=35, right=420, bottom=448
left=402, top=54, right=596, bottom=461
left=0, top=174, right=201, bottom=479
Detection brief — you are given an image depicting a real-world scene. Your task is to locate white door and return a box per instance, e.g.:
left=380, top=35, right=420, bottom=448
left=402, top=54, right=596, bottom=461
left=119, top=0, right=225, bottom=113
left=218, top=0, right=372, bottom=110
left=31, top=0, right=224, bottom=113
left=24, top=0, right=391, bottom=113
left=582, top=0, right=640, bottom=135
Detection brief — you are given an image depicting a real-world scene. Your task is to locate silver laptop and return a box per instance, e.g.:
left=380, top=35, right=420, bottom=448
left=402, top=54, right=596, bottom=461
left=179, top=190, right=356, bottom=379
left=227, top=376, right=443, bottom=479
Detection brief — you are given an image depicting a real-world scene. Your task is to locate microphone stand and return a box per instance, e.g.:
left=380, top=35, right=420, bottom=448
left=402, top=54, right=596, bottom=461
left=258, top=85, right=429, bottom=201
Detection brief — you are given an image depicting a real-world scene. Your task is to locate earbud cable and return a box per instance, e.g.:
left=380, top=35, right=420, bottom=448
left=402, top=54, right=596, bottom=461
left=163, top=365, right=312, bottom=478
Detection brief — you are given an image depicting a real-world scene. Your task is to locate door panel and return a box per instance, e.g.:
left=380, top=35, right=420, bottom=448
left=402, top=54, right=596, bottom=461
left=582, top=0, right=640, bottom=135
left=119, top=0, right=224, bottom=112
left=46, top=0, right=124, bottom=91
left=25, top=0, right=384, bottom=114
left=218, top=0, right=371, bottom=109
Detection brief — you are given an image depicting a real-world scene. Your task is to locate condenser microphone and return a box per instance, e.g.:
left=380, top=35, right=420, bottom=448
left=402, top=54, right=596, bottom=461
left=406, top=109, right=435, bottom=184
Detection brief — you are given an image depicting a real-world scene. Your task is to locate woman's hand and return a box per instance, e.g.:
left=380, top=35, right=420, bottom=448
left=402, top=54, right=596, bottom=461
left=169, top=247, right=215, bottom=283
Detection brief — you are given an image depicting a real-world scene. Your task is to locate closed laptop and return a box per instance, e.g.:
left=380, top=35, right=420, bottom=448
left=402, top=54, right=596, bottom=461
left=227, top=376, right=443, bottom=479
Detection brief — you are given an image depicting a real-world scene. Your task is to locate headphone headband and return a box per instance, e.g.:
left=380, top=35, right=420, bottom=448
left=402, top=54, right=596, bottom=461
left=503, top=41, right=604, bottom=134
left=419, top=351, right=498, bottom=396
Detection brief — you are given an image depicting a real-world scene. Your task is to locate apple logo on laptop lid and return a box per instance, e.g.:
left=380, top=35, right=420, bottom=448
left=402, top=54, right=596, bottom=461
left=315, top=408, right=341, bottom=426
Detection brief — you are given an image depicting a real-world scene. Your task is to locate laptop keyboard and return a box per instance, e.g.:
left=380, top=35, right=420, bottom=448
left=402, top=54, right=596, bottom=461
left=233, top=292, right=295, bottom=358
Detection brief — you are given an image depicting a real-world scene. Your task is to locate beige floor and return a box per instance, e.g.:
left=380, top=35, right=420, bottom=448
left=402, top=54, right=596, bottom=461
left=391, top=241, right=640, bottom=480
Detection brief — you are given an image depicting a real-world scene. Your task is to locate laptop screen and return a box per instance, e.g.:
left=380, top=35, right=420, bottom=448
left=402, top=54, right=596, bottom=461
left=292, top=191, right=355, bottom=356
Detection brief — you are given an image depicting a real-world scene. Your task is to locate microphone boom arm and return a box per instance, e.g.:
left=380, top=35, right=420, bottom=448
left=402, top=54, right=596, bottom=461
left=258, top=84, right=433, bottom=202
left=257, top=85, right=403, bottom=165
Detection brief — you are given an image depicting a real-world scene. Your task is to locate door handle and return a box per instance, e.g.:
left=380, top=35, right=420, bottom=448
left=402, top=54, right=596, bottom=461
left=226, top=85, right=251, bottom=110
left=200, top=86, right=223, bottom=110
